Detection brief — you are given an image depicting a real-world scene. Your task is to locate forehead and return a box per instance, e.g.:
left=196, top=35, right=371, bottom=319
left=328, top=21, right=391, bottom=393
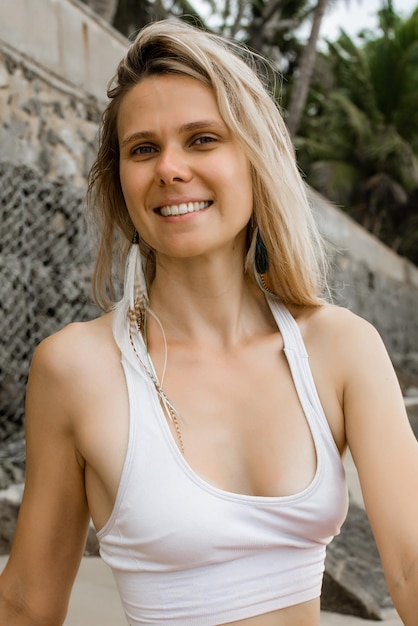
left=117, top=74, right=223, bottom=138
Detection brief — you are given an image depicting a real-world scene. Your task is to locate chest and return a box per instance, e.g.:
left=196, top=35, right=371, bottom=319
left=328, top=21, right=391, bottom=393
left=81, top=326, right=343, bottom=530
left=145, top=336, right=317, bottom=497
left=97, top=352, right=349, bottom=567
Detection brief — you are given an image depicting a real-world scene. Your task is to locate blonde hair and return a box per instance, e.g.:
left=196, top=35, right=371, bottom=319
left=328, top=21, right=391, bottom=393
left=88, top=19, right=328, bottom=311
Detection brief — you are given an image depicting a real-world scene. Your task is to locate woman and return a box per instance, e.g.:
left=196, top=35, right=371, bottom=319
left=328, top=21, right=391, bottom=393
left=1, top=19, right=417, bottom=626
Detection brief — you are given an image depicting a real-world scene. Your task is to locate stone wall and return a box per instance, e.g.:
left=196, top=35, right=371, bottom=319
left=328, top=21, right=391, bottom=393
left=311, top=189, right=418, bottom=373
left=0, top=0, right=127, bottom=187
left=0, top=46, right=101, bottom=187
left=0, top=0, right=128, bottom=442
left=0, top=0, right=127, bottom=103
left=0, top=161, right=98, bottom=443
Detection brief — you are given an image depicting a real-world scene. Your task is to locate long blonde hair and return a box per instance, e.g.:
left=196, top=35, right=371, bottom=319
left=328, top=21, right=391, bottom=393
left=88, top=19, right=328, bottom=311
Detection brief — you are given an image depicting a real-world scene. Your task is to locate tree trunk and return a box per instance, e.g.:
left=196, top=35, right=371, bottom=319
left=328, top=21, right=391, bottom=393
left=85, top=0, right=119, bottom=24
left=286, top=0, right=329, bottom=138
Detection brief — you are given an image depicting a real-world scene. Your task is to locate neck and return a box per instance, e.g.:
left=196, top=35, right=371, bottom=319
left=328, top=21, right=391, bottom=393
left=147, top=251, right=269, bottom=349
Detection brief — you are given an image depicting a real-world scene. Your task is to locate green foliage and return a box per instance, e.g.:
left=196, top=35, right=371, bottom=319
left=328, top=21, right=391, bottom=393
left=110, top=0, right=209, bottom=38
left=297, top=4, right=418, bottom=264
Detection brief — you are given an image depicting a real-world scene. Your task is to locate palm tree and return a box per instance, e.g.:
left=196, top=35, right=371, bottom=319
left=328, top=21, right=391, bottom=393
left=296, top=5, right=418, bottom=262
left=286, top=0, right=330, bottom=138
left=285, top=0, right=364, bottom=139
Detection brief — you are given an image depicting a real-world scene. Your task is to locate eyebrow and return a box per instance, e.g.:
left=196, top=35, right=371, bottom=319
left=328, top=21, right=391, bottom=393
left=120, top=120, right=225, bottom=147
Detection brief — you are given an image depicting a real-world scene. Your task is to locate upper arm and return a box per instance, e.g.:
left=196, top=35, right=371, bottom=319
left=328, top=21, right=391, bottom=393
left=0, top=332, right=91, bottom=625
left=340, top=313, right=418, bottom=588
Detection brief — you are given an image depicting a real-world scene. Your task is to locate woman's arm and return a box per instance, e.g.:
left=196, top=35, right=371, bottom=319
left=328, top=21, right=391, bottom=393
left=0, top=334, right=91, bottom=625
left=341, top=313, right=418, bottom=625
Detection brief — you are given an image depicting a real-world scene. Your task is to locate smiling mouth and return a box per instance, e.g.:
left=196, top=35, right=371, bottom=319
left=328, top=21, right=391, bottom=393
left=157, top=201, right=212, bottom=217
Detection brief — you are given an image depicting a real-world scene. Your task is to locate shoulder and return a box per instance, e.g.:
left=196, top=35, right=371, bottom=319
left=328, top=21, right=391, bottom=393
left=34, top=313, right=115, bottom=360
left=26, top=312, right=124, bottom=438
left=290, top=302, right=393, bottom=391
left=31, top=313, right=119, bottom=388
left=293, top=302, right=383, bottom=351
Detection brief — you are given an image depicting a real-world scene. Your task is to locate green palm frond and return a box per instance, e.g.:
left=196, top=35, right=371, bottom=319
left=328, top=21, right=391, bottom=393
left=326, top=91, right=374, bottom=142
left=364, top=126, right=418, bottom=190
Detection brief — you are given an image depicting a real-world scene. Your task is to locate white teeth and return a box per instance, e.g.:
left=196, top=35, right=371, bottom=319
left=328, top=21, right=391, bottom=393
left=160, top=201, right=210, bottom=217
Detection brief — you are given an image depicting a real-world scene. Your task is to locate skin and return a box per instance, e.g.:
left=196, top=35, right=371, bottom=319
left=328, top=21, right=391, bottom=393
left=1, top=74, right=418, bottom=626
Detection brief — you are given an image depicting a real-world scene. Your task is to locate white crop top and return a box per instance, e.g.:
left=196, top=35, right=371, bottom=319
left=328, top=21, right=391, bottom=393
left=97, top=296, right=349, bottom=625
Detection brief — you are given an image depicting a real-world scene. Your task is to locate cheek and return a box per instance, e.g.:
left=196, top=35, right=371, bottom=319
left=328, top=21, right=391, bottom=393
left=118, top=174, right=146, bottom=229
left=119, top=166, right=146, bottom=212
left=119, top=166, right=135, bottom=199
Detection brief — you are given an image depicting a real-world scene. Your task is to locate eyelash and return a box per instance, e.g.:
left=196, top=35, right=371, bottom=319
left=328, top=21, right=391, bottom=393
left=193, top=135, right=216, bottom=145
left=130, top=135, right=217, bottom=157
left=132, top=145, right=156, bottom=155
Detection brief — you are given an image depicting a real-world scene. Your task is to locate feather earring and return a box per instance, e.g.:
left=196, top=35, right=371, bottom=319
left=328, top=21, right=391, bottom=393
left=247, top=226, right=275, bottom=295
left=245, top=226, right=270, bottom=274
left=112, top=230, right=149, bottom=381
left=124, top=230, right=148, bottom=311
left=254, top=228, right=269, bottom=274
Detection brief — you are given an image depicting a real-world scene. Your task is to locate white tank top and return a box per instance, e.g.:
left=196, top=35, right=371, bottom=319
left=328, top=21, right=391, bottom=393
left=97, top=296, right=349, bottom=625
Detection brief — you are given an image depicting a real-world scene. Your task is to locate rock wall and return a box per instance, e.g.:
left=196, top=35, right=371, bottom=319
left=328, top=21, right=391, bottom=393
left=0, top=0, right=127, bottom=187
left=0, top=1, right=126, bottom=444
left=0, top=0, right=127, bottom=103
left=0, top=45, right=101, bottom=187
left=311, top=189, right=418, bottom=374
left=0, top=162, right=97, bottom=443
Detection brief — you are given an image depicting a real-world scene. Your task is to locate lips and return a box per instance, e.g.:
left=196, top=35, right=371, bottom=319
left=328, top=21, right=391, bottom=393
left=157, top=200, right=212, bottom=217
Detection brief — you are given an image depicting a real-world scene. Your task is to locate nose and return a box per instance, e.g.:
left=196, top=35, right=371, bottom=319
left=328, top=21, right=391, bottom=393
left=155, top=145, right=192, bottom=186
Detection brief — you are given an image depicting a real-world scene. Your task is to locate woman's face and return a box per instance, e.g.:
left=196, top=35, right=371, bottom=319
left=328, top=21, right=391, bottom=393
left=117, top=73, right=253, bottom=262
